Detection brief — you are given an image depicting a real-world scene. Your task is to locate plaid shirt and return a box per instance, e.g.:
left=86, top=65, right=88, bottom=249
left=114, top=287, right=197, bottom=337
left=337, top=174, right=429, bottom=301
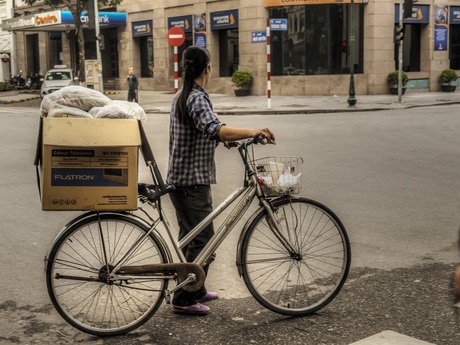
left=166, top=83, right=224, bottom=186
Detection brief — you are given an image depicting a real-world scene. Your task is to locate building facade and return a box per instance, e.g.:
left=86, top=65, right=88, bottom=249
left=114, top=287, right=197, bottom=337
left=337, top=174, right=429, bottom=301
left=2, top=0, right=460, bottom=95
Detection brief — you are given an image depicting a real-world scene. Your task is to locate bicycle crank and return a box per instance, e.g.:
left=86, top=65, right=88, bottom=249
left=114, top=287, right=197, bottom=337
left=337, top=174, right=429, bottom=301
left=118, top=263, right=206, bottom=292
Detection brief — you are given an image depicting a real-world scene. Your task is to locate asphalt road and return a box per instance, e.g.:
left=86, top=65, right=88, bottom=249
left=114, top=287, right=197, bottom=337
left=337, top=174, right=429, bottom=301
left=0, top=102, right=459, bottom=344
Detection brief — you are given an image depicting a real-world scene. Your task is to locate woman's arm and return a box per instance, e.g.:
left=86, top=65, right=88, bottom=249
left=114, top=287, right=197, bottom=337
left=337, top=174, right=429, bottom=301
left=218, top=125, right=275, bottom=142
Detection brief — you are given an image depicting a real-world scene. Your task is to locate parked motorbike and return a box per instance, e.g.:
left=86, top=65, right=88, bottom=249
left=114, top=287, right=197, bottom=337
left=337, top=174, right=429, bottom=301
left=8, top=70, right=26, bottom=90
left=26, top=72, right=44, bottom=90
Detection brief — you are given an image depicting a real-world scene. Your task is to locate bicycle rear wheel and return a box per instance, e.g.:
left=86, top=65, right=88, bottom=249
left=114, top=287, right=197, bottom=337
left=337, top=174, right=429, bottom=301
left=240, top=197, right=350, bottom=316
left=46, top=213, right=168, bottom=336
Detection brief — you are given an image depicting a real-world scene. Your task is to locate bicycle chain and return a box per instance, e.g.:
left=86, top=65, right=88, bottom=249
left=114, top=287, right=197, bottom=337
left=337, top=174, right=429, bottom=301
left=113, top=280, right=165, bottom=292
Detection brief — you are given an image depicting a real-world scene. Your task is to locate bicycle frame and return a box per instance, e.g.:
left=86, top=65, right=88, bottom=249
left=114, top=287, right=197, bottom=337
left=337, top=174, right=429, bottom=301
left=45, top=139, right=298, bottom=290
left=142, top=139, right=298, bottom=271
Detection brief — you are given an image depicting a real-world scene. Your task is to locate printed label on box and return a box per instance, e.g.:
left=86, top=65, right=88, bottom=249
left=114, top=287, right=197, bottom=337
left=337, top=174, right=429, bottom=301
left=51, top=168, right=129, bottom=186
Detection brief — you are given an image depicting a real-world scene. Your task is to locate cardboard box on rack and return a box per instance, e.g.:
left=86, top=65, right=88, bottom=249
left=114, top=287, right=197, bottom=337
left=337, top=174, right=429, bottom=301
left=39, top=117, right=141, bottom=211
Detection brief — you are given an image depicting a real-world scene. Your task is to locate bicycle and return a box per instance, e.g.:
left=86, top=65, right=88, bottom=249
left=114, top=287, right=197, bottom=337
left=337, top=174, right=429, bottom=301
left=44, top=137, right=351, bottom=336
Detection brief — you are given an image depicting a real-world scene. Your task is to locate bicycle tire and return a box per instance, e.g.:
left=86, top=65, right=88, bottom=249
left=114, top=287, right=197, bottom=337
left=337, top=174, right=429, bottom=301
left=46, top=213, right=168, bottom=336
left=240, top=197, right=351, bottom=316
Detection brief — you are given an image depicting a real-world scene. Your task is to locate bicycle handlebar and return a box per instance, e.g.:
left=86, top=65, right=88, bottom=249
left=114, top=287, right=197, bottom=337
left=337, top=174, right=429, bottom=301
left=227, top=136, right=276, bottom=149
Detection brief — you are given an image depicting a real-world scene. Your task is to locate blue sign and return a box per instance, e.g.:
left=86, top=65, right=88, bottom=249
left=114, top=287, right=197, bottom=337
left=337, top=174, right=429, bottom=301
left=270, top=18, right=287, bottom=31
left=168, top=15, right=193, bottom=33
left=132, top=20, right=153, bottom=37
left=394, top=5, right=429, bottom=24
left=450, top=7, right=460, bottom=25
left=210, top=10, right=239, bottom=30
left=194, top=32, right=207, bottom=48
left=62, top=11, right=127, bottom=26
left=434, top=5, right=448, bottom=51
left=252, top=31, right=267, bottom=43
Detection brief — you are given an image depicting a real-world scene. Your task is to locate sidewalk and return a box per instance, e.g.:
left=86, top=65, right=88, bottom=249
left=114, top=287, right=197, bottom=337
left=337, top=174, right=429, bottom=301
left=0, top=89, right=459, bottom=115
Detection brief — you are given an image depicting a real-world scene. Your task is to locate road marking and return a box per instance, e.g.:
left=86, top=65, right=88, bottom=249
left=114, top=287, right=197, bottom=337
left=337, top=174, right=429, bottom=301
left=349, top=331, right=436, bottom=345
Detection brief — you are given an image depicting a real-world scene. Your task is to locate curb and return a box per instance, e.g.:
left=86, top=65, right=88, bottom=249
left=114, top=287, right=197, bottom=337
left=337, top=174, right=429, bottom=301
left=144, top=100, right=460, bottom=116
left=0, top=96, right=41, bottom=104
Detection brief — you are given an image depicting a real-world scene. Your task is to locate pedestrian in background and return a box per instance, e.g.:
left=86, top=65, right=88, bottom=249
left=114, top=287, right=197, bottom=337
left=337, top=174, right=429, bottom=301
left=166, top=45, right=274, bottom=316
left=127, top=67, right=138, bottom=102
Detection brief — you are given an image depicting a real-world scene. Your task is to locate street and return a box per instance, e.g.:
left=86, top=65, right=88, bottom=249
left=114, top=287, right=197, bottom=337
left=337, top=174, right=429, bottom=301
left=0, top=103, right=459, bottom=344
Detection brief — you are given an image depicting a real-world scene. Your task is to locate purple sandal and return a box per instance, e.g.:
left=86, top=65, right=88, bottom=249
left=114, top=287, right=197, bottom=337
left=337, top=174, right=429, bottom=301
left=172, top=302, right=210, bottom=315
left=196, top=291, right=218, bottom=303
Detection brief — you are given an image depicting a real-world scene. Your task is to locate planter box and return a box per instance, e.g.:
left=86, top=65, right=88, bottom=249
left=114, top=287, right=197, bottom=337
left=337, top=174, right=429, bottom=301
left=440, top=84, right=456, bottom=92
left=234, top=89, right=250, bottom=97
left=389, top=86, right=406, bottom=95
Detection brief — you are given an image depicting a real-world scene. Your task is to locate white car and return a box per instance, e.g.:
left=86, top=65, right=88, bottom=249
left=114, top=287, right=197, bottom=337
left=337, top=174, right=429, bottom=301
left=40, top=66, right=78, bottom=98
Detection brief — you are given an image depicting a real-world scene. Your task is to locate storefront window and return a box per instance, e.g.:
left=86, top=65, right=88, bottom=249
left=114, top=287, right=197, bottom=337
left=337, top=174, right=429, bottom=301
left=210, top=10, right=239, bottom=77
left=132, top=20, right=153, bottom=78
left=394, top=24, right=421, bottom=72
left=450, top=25, right=460, bottom=70
left=218, top=29, right=239, bottom=77
left=140, top=36, right=153, bottom=77
left=269, top=5, right=363, bottom=76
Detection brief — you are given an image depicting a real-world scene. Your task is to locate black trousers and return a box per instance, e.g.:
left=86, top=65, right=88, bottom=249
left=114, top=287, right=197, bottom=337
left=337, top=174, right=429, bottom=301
left=128, top=89, right=138, bottom=102
left=169, top=185, right=215, bottom=306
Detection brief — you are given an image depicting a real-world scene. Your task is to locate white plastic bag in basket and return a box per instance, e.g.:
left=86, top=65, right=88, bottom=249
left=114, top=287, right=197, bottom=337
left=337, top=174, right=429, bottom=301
left=269, top=162, right=285, bottom=187
left=278, top=171, right=302, bottom=188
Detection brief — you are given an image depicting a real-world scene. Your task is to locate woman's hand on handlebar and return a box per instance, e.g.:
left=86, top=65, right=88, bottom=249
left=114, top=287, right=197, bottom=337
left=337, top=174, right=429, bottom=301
left=251, top=128, right=275, bottom=144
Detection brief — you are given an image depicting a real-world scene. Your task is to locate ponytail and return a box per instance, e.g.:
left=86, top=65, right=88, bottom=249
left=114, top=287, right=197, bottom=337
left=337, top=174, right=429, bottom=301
left=175, top=46, right=211, bottom=123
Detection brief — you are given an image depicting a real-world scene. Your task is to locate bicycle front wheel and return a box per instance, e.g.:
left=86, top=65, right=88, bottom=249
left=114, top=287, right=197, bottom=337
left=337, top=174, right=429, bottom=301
left=240, top=197, right=350, bottom=316
left=46, top=213, right=168, bottom=336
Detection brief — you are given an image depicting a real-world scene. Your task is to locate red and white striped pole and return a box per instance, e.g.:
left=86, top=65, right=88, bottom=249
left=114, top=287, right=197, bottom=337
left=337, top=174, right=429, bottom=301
left=266, top=18, right=271, bottom=109
left=174, top=46, right=179, bottom=93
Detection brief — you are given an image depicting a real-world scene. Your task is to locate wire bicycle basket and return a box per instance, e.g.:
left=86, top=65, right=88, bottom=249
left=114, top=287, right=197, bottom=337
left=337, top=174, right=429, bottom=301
left=251, top=156, right=304, bottom=197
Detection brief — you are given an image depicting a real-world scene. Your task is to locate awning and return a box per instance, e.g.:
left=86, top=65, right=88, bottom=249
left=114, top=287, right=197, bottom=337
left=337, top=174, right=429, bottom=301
left=263, top=0, right=368, bottom=6
left=1, top=10, right=126, bottom=32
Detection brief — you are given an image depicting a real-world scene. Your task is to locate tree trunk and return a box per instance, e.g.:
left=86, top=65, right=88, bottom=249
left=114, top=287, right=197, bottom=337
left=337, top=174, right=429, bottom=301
left=69, top=6, right=86, bottom=82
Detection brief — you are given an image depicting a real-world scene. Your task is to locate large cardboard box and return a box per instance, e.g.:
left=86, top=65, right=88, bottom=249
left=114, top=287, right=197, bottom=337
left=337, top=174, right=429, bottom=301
left=40, top=118, right=141, bottom=211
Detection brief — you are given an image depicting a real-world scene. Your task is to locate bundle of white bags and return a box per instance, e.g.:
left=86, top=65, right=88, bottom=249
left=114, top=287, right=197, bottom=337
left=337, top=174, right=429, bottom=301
left=259, top=161, right=302, bottom=189
left=40, top=85, right=147, bottom=121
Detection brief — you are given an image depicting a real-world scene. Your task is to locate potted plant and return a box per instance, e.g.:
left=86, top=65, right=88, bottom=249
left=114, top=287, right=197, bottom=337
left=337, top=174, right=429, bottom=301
left=438, top=69, right=457, bottom=92
left=231, top=70, right=253, bottom=96
left=387, top=70, right=408, bottom=95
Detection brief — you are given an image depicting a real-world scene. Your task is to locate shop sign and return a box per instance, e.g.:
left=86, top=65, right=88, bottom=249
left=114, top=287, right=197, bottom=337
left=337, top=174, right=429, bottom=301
left=168, top=15, right=193, bottom=33
left=270, top=19, right=287, bottom=31
left=263, top=0, right=368, bottom=6
left=1, top=53, right=10, bottom=63
left=450, top=7, right=460, bottom=24
left=61, top=11, right=127, bottom=26
left=1, top=15, right=35, bottom=30
left=395, top=5, right=429, bottom=24
left=35, top=10, right=62, bottom=27
left=210, top=10, right=238, bottom=30
left=132, top=20, right=153, bottom=37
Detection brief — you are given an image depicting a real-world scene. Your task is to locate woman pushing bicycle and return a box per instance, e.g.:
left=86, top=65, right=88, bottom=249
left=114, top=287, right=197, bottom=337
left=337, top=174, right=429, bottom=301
left=166, top=45, right=275, bottom=315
